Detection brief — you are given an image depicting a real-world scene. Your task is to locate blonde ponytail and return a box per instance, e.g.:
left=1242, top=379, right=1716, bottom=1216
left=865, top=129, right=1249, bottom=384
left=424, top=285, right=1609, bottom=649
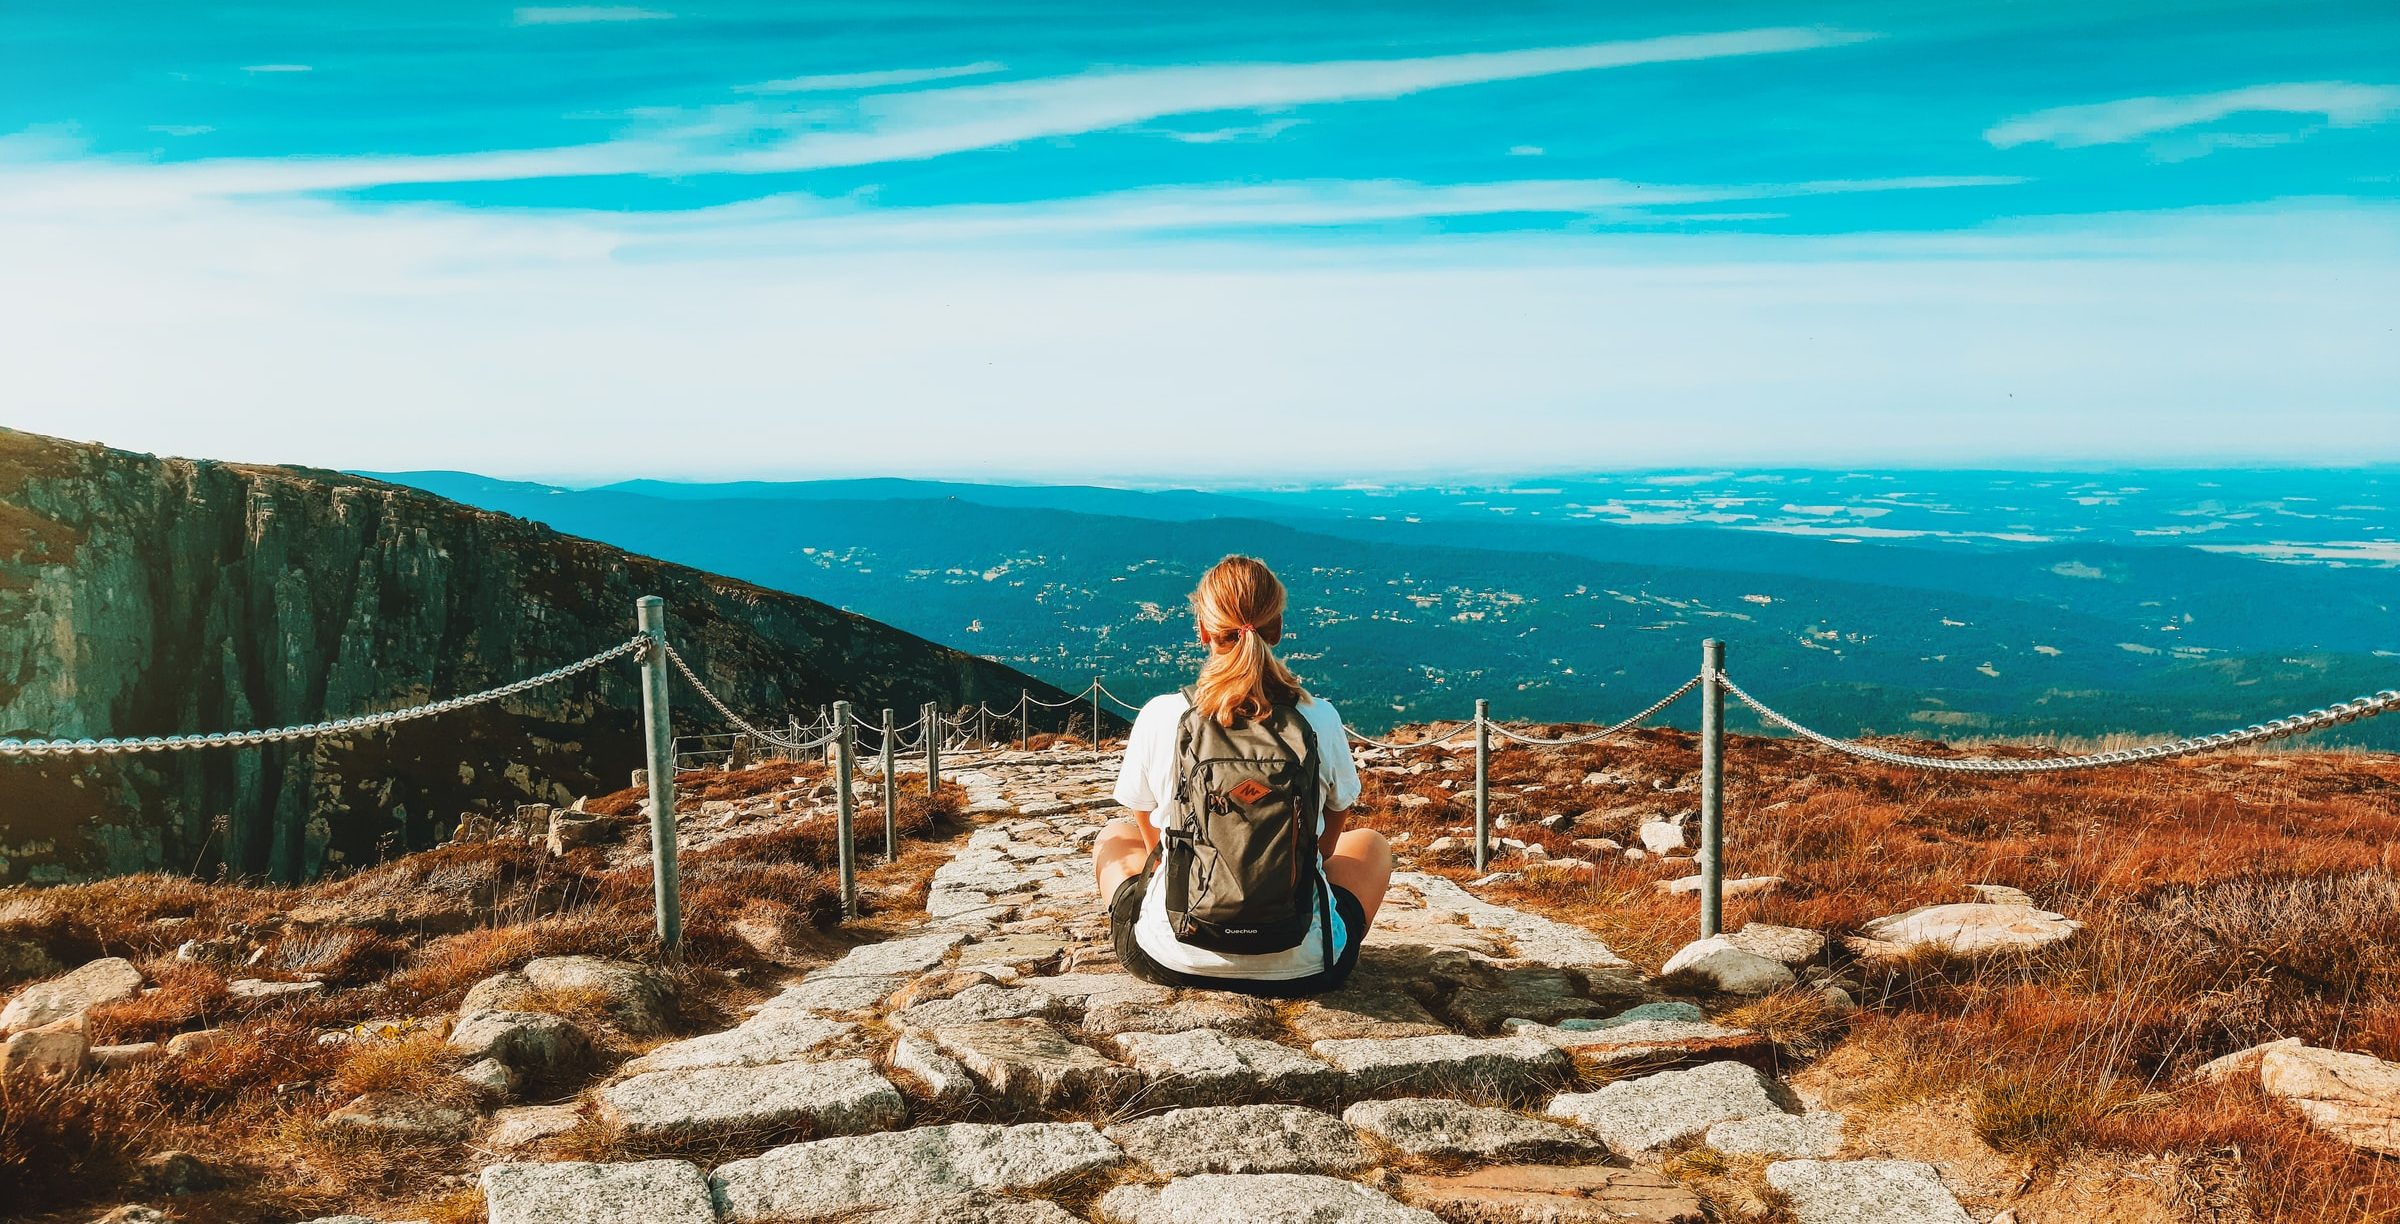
left=1188, top=555, right=1304, bottom=726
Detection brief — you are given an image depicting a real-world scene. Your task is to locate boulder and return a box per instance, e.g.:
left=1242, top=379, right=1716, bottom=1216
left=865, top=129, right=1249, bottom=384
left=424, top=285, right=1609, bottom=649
left=1637, top=819, right=1686, bottom=856
left=139, top=1149, right=224, bottom=1195
left=2258, top=1044, right=2400, bottom=1156
left=522, top=957, right=676, bottom=1033
left=482, top=1159, right=717, bottom=1224
left=1342, top=1097, right=1605, bottom=1162
left=1545, top=1061, right=1787, bottom=1152
left=709, top=1121, right=1124, bottom=1222
left=1398, top=1165, right=1706, bottom=1224
left=456, top=1056, right=520, bottom=1102
left=228, top=978, right=325, bottom=1003
left=1722, top=924, right=1825, bottom=967
left=0, top=956, right=142, bottom=1032
left=2195, top=1036, right=2306, bottom=1084
left=1098, top=1173, right=1440, bottom=1224
left=1763, top=1160, right=1971, bottom=1224
left=1849, top=903, right=2080, bottom=959
left=0, top=1016, right=89, bottom=1083
left=598, top=1057, right=904, bottom=1139
left=323, top=1091, right=474, bottom=1139
left=447, top=1010, right=591, bottom=1083
left=164, top=1028, right=224, bottom=1057
left=1104, top=1104, right=1368, bottom=1176
left=1659, top=937, right=1796, bottom=995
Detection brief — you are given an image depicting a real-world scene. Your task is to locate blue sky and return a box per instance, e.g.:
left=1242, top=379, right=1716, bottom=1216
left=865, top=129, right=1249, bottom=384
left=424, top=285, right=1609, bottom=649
left=3, top=1, right=2395, bottom=479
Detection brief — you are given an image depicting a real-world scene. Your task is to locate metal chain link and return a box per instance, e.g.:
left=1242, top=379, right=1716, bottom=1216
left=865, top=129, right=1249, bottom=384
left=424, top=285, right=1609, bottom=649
left=660, top=642, right=820, bottom=752
left=1482, top=675, right=1703, bottom=746
left=0, top=635, right=650, bottom=757
left=1095, top=682, right=1147, bottom=715
left=1346, top=720, right=1479, bottom=751
left=1714, top=669, right=2400, bottom=774
left=1023, top=684, right=1096, bottom=709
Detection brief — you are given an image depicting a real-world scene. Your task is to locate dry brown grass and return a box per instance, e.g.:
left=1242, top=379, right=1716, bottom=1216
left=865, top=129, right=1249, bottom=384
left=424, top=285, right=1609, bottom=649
left=0, top=764, right=968, bottom=1220
left=1353, top=726, right=2400, bottom=1224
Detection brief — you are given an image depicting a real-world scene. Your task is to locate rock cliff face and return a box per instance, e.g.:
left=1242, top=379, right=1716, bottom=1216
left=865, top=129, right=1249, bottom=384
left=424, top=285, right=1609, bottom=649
left=0, top=428, right=1088, bottom=884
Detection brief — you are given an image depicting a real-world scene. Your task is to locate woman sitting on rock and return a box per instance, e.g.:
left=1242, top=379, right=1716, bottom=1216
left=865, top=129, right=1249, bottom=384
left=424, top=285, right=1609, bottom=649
left=1093, top=554, right=1391, bottom=996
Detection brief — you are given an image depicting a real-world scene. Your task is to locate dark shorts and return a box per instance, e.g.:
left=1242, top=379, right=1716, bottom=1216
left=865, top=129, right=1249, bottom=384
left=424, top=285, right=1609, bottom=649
left=1108, top=871, right=1366, bottom=998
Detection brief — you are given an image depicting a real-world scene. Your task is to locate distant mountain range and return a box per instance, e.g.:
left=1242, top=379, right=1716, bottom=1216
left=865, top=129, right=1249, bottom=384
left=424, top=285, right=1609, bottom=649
left=0, top=430, right=1084, bottom=885
left=378, top=469, right=2399, bottom=747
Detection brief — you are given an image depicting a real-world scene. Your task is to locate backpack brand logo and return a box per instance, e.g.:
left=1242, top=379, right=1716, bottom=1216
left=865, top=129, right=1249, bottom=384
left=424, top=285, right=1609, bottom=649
left=1227, top=779, right=1274, bottom=805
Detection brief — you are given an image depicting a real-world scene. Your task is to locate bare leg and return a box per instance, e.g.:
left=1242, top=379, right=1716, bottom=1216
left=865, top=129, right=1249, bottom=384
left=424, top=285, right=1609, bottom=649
left=1322, top=828, right=1393, bottom=928
left=1093, top=816, right=1153, bottom=901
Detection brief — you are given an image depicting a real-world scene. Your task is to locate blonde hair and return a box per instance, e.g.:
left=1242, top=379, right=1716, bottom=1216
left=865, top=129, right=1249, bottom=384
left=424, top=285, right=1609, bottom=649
left=1188, top=555, right=1305, bottom=727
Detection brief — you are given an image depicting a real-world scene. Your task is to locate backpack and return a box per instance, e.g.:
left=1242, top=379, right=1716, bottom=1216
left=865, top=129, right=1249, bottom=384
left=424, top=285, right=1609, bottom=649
left=1154, top=688, right=1335, bottom=967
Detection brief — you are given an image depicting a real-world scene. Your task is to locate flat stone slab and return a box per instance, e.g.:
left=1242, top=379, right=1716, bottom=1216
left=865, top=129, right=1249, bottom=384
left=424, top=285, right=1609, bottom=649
left=622, top=1015, right=853, bottom=1073
left=1851, top=903, right=2080, bottom=959
left=487, top=1104, right=584, bottom=1149
left=2260, top=1044, right=2400, bottom=1156
left=1083, top=990, right=1278, bottom=1040
left=862, top=1194, right=1082, bottom=1223
left=1100, top=1173, right=1442, bottom=1224
left=1545, top=1061, right=1786, bottom=1152
left=1105, top=1104, right=1368, bottom=1176
left=758, top=974, right=906, bottom=1016
left=1114, top=1029, right=1343, bottom=1106
left=598, top=1058, right=902, bottom=1139
left=1764, top=1160, right=1971, bottom=1224
left=710, top=1122, right=1124, bottom=1222
left=894, top=984, right=1055, bottom=1031
left=1439, top=967, right=1611, bottom=1034
left=933, top=1018, right=1136, bottom=1107
left=1399, top=1165, right=1706, bottom=1224
left=481, top=1159, right=715, bottom=1224
left=1342, top=1097, right=1605, bottom=1162
left=819, top=930, right=973, bottom=979
left=1504, top=1018, right=1769, bottom=1070
left=1310, top=1034, right=1567, bottom=1100
left=1284, top=989, right=1451, bottom=1043
left=1393, top=874, right=1631, bottom=969
left=1706, top=1111, right=1844, bottom=1158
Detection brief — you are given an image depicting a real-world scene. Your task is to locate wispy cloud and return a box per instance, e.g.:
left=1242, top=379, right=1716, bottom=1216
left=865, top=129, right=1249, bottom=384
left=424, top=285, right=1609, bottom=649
left=514, top=6, right=673, bottom=24
left=1987, top=81, right=2400, bottom=151
left=241, top=64, right=312, bottom=74
left=737, top=62, right=1005, bottom=95
left=1157, top=118, right=1305, bottom=144
left=45, top=28, right=1867, bottom=201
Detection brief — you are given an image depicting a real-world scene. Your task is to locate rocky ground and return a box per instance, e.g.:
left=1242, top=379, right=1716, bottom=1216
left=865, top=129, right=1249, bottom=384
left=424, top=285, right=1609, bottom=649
left=7, top=735, right=2398, bottom=1223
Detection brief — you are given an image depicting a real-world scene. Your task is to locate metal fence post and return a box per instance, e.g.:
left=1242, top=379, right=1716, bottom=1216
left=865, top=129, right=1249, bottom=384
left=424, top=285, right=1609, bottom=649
left=881, top=706, right=898, bottom=863
left=635, top=596, right=681, bottom=949
left=1090, top=679, right=1102, bottom=756
left=976, top=703, right=988, bottom=745
left=1473, top=698, right=1491, bottom=874
left=834, top=701, right=857, bottom=917
left=1018, top=689, right=1029, bottom=751
left=923, top=701, right=940, bottom=797
left=1700, top=639, right=1727, bottom=938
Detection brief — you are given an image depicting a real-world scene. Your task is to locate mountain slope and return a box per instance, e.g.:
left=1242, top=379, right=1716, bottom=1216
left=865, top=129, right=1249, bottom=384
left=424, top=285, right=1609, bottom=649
left=0, top=429, right=1085, bottom=885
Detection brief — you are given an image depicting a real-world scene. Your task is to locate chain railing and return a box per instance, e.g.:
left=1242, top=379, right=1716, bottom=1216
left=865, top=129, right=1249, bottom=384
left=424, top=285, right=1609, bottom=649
left=0, top=635, right=649, bottom=757
left=12, top=599, right=2394, bottom=952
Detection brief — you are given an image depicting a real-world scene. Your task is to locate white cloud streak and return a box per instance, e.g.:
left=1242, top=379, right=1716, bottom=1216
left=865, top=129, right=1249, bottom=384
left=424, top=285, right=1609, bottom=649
left=1987, top=81, right=2400, bottom=150
left=513, top=6, right=673, bottom=25
left=25, top=28, right=1867, bottom=204
left=737, top=62, right=1006, bottom=94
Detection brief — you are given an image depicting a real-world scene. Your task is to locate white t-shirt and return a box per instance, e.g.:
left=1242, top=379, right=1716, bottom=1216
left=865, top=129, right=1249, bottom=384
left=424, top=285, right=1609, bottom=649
left=1111, top=690, right=1362, bottom=981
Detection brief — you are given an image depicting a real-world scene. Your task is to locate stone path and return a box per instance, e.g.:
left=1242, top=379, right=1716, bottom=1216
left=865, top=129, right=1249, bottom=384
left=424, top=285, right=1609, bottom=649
left=369, top=748, right=1976, bottom=1223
